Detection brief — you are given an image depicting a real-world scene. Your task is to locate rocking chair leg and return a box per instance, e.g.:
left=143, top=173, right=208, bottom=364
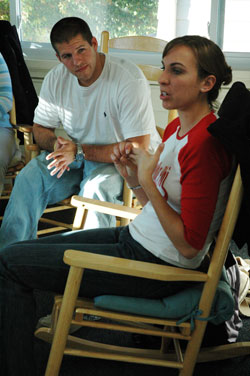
left=45, top=266, right=83, bottom=376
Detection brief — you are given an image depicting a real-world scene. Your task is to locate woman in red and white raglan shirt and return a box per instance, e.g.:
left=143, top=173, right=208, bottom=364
left=112, top=35, right=233, bottom=270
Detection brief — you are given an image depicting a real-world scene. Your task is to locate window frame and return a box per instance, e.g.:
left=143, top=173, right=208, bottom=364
left=9, top=0, right=250, bottom=71
left=209, top=0, right=250, bottom=70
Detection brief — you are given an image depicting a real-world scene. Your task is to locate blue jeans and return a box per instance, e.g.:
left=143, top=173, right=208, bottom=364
left=0, top=226, right=189, bottom=376
left=0, top=151, right=123, bottom=248
left=0, top=127, right=17, bottom=196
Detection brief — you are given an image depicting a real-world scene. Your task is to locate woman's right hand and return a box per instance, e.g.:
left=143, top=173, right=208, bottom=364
left=111, top=142, right=139, bottom=187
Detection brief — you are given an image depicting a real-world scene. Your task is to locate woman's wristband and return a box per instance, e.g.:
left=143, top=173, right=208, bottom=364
left=127, top=183, right=142, bottom=190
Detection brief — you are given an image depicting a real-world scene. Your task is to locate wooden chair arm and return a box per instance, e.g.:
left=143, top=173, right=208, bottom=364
left=14, top=124, right=33, bottom=133
left=64, top=250, right=207, bottom=282
left=71, top=196, right=141, bottom=220
left=26, top=144, right=40, bottom=152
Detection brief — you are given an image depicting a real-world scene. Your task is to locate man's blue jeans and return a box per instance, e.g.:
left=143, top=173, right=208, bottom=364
left=0, top=226, right=189, bottom=375
left=0, top=151, right=123, bottom=248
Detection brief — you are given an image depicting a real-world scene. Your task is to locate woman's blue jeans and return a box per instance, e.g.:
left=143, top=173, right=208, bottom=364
left=0, top=226, right=189, bottom=375
left=0, top=151, right=123, bottom=248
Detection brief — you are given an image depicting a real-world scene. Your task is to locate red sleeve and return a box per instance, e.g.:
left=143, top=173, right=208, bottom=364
left=179, top=129, right=232, bottom=250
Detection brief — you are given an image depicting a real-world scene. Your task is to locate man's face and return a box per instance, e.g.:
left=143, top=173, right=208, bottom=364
left=55, top=33, right=101, bottom=86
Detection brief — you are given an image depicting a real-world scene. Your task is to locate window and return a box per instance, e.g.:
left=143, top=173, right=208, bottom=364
left=4, top=0, right=250, bottom=69
left=0, top=0, right=9, bottom=21
left=223, top=0, right=250, bottom=52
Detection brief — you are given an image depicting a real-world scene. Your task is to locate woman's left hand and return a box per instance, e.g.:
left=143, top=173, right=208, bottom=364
left=129, top=143, right=165, bottom=189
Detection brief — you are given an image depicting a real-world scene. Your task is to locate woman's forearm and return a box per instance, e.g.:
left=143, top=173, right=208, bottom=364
left=126, top=182, right=149, bottom=207
left=142, top=180, right=199, bottom=259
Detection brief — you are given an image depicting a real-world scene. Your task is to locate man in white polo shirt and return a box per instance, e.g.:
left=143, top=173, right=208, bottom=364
left=0, top=17, right=160, bottom=248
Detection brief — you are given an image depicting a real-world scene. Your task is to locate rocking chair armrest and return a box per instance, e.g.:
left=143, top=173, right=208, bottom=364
left=71, top=196, right=141, bottom=220
left=64, top=249, right=207, bottom=282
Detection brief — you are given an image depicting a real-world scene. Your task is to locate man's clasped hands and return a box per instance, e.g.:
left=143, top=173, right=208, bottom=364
left=43, top=136, right=165, bottom=195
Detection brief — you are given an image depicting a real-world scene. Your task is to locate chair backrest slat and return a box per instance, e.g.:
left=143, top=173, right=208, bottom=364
left=199, top=165, right=243, bottom=316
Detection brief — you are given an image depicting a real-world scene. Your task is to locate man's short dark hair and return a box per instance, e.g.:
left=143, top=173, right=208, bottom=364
left=50, top=17, right=93, bottom=53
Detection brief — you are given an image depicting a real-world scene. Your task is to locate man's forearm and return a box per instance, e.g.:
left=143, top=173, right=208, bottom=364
left=82, top=143, right=117, bottom=163
left=33, top=123, right=57, bottom=152
left=82, top=135, right=150, bottom=163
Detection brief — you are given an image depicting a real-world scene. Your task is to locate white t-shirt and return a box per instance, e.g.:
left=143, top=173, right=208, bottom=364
left=34, top=54, right=160, bottom=151
left=129, top=113, right=233, bottom=269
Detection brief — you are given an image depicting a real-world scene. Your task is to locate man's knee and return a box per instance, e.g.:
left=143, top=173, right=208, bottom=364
left=81, top=169, right=123, bottom=201
left=14, top=153, right=55, bottom=189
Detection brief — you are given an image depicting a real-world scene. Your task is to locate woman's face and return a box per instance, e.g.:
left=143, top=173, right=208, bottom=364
left=159, top=45, right=207, bottom=112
